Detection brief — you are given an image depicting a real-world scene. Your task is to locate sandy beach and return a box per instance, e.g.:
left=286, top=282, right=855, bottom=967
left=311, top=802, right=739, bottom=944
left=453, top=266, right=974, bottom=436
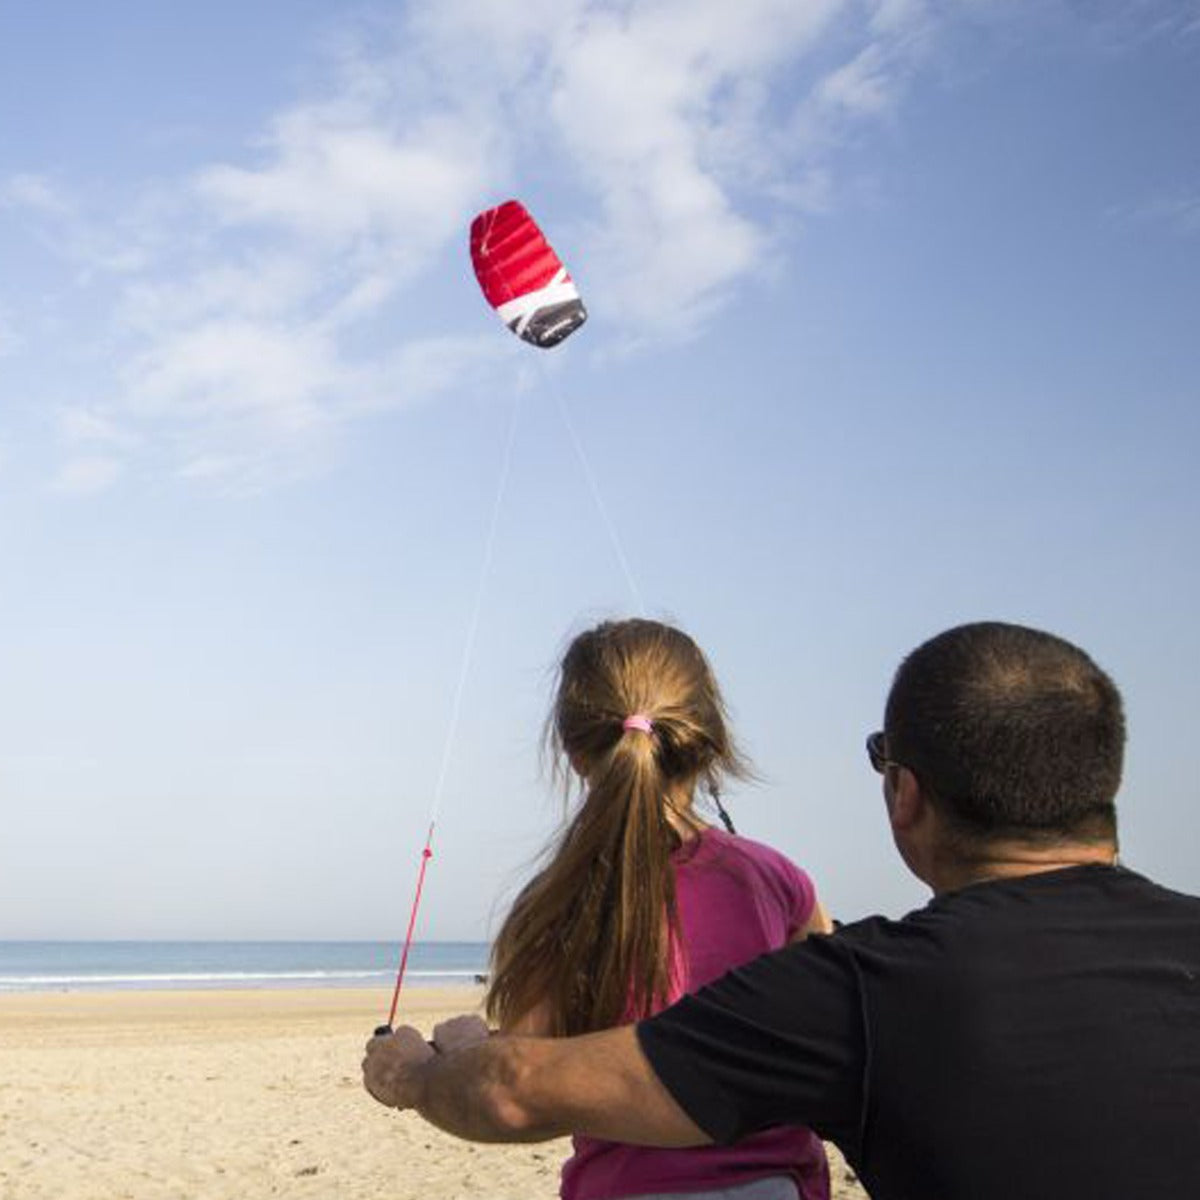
left=0, top=986, right=866, bottom=1199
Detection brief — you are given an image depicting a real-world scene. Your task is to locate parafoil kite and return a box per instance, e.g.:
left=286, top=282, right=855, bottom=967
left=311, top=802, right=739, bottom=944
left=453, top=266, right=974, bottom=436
left=470, top=200, right=587, bottom=348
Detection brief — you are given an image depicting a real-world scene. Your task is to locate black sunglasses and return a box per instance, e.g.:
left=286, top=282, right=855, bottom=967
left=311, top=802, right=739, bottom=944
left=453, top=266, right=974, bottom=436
left=866, top=730, right=890, bottom=774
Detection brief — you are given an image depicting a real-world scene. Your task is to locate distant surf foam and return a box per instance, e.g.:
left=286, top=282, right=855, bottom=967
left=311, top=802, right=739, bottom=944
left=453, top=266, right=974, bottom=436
left=0, top=942, right=489, bottom=993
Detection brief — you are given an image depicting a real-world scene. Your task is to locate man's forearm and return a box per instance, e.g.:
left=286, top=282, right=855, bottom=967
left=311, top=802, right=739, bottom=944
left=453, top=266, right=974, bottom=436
left=411, top=1036, right=570, bottom=1143
left=364, top=1022, right=710, bottom=1148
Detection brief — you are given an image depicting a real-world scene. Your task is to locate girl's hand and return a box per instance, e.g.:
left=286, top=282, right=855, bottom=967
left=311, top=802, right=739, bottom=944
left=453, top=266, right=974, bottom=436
left=433, top=1013, right=491, bottom=1054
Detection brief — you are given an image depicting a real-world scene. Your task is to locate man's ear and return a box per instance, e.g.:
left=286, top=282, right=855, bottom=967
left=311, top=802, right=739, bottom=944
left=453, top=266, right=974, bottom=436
left=887, top=766, right=926, bottom=831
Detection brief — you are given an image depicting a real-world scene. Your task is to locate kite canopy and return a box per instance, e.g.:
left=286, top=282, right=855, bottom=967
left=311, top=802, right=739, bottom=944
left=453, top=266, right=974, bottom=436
left=470, top=200, right=587, bottom=348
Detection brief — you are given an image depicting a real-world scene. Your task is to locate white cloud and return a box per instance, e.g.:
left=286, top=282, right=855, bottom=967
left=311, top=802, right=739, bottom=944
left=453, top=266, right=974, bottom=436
left=817, top=43, right=897, bottom=118
left=50, top=455, right=124, bottom=496
left=198, top=115, right=488, bottom=250
left=871, top=0, right=928, bottom=36
left=359, top=334, right=509, bottom=416
left=1, top=171, right=157, bottom=292
left=124, top=319, right=337, bottom=426
left=17, top=0, right=939, bottom=491
left=1, top=173, right=72, bottom=217
left=2, top=170, right=153, bottom=281
left=409, top=0, right=930, bottom=337
left=124, top=328, right=503, bottom=494
left=119, top=256, right=318, bottom=334
left=57, top=407, right=140, bottom=450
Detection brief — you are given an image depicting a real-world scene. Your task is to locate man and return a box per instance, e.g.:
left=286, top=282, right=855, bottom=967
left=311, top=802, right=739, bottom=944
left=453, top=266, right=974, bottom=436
left=363, top=622, right=1200, bottom=1199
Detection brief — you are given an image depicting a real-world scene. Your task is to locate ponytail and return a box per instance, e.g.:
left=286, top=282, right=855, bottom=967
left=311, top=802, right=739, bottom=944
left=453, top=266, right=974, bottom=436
left=487, top=620, right=747, bottom=1035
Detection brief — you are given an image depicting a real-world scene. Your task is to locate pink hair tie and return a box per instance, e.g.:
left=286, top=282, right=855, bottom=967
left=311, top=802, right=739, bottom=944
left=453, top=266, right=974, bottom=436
left=623, top=714, right=654, bottom=734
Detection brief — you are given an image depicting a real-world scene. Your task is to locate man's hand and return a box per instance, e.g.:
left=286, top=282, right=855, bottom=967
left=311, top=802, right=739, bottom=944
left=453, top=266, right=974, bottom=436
left=433, top=1014, right=490, bottom=1054
left=362, top=1025, right=435, bottom=1110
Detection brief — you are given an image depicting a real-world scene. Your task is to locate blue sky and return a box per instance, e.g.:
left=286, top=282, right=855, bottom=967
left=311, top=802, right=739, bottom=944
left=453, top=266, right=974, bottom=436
left=0, top=0, right=1197, bottom=940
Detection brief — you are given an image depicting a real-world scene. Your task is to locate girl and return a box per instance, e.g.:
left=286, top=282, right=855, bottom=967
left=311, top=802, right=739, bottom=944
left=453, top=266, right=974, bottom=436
left=487, top=618, right=832, bottom=1200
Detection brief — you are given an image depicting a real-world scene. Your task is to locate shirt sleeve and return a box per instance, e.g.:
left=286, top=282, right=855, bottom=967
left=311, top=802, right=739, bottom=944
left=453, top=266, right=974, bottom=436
left=636, top=934, right=865, bottom=1151
left=740, top=835, right=816, bottom=936
left=783, top=861, right=816, bottom=934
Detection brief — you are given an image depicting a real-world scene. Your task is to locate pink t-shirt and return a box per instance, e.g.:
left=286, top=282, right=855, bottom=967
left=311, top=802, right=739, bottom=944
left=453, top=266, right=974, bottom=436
left=560, top=828, right=830, bottom=1200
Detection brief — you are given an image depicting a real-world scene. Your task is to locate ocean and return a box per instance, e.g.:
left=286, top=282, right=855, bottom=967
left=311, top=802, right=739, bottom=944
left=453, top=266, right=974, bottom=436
left=0, top=940, right=490, bottom=994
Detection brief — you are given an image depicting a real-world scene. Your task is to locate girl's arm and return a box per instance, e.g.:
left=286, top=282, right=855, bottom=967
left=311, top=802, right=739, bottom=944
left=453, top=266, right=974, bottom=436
left=789, top=897, right=834, bottom=942
left=503, top=998, right=555, bottom=1037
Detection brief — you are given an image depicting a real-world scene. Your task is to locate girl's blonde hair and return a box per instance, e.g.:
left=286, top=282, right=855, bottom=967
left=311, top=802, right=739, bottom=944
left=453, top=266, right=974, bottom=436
left=486, top=618, right=749, bottom=1035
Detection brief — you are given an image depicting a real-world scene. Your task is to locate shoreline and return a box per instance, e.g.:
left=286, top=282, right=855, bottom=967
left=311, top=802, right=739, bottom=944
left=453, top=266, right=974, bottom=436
left=0, top=940, right=490, bottom=998
left=0, top=983, right=486, bottom=1040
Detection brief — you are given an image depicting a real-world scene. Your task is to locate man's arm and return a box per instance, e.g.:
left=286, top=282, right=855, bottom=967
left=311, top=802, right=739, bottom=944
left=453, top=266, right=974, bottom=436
left=363, top=1022, right=711, bottom=1147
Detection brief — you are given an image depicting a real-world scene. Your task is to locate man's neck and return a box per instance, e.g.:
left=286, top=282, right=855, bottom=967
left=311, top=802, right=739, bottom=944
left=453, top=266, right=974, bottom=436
left=930, top=839, right=1119, bottom=895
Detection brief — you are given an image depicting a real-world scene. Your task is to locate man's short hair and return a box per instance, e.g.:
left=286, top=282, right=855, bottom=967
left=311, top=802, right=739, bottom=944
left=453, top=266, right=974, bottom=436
left=884, top=622, right=1125, bottom=843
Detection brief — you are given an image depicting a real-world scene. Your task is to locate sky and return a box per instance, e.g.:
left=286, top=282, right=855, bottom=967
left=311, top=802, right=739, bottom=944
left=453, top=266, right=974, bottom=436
left=0, top=0, right=1197, bottom=941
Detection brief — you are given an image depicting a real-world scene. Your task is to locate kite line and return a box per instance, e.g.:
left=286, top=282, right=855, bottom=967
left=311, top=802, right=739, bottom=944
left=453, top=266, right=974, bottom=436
left=378, top=386, right=522, bottom=1033
left=541, top=358, right=647, bottom=618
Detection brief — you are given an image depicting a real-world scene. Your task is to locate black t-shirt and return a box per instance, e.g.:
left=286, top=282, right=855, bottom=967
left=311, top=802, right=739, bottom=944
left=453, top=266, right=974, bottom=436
left=637, top=865, right=1200, bottom=1200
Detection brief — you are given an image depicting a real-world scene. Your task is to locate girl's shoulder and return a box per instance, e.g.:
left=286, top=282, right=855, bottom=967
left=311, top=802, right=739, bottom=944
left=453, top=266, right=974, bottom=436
left=680, top=829, right=818, bottom=936
left=686, top=827, right=809, bottom=881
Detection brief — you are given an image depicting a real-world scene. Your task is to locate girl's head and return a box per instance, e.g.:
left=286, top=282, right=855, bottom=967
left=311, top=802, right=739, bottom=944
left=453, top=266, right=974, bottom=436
left=548, top=618, right=745, bottom=809
left=488, top=619, right=749, bottom=1035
